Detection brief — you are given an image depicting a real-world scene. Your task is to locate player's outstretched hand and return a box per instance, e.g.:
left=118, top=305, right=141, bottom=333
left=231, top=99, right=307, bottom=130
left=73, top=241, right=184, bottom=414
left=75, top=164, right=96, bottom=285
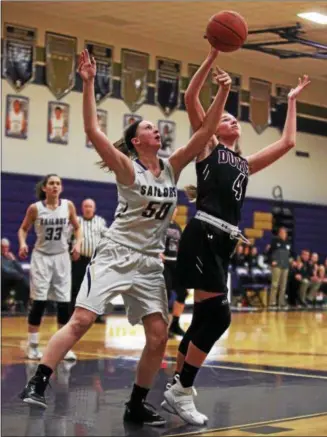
left=288, top=75, right=310, bottom=100
left=78, top=49, right=96, bottom=82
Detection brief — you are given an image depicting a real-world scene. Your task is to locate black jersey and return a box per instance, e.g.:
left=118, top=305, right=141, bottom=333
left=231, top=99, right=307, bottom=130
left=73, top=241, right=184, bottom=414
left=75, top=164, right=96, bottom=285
left=196, top=144, right=249, bottom=226
left=164, top=221, right=183, bottom=259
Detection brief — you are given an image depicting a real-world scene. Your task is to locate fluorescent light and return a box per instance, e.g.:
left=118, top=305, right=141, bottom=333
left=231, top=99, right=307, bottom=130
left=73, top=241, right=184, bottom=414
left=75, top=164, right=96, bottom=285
left=297, top=12, right=327, bottom=24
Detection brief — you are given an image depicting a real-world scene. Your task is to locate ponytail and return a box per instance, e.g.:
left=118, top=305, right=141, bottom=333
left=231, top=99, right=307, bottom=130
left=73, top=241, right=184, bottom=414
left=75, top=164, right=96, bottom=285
left=97, top=120, right=141, bottom=172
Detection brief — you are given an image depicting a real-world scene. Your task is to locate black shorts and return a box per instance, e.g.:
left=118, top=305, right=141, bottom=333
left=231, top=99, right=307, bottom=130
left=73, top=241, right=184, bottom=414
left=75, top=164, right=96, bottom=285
left=176, top=218, right=237, bottom=293
left=163, top=260, right=187, bottom=302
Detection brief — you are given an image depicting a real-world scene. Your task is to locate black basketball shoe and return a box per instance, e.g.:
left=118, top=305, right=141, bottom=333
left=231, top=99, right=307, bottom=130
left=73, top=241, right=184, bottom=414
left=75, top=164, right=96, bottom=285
left=123, top=401, right=166, bottom=426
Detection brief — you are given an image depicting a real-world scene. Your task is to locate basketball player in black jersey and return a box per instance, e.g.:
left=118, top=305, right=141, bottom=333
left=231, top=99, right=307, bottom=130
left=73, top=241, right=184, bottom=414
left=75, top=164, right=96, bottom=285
left=163, top=48, right=311, bottom=425
left=162, top=207, right=188, bottom=337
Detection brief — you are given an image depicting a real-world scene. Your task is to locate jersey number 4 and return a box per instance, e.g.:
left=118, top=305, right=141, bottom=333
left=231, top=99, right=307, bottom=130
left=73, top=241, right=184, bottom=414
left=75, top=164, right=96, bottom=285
left=45, top=227, right=63, bottom=241
left=232, top=173, right=246, bottom=201
left=142, top=202, right=172, bottom=220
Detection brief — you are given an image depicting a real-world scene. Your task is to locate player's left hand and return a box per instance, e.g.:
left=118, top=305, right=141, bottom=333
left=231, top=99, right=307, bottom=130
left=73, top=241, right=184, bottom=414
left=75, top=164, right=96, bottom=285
left=213, top=67, right=232, bottom=90
left=71, top=244, right=81, bottom=261
left=288, top=75, right=310, bottom=100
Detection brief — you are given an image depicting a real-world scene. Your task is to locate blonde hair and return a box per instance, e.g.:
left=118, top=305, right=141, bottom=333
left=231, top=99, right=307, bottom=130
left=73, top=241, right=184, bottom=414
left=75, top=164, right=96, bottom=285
left=97, top=138, right=137, bottom=171
left=184, top=185, right=197, bottom=203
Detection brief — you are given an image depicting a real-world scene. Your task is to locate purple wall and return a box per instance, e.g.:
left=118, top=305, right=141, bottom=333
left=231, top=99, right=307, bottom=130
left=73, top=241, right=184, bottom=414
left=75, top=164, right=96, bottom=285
left=2, top=172, right=326, bottom=262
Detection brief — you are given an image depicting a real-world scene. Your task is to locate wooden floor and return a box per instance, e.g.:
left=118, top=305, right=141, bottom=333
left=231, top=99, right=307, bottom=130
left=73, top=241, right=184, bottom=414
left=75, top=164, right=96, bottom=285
left=2, top=309, right=327, bottom=436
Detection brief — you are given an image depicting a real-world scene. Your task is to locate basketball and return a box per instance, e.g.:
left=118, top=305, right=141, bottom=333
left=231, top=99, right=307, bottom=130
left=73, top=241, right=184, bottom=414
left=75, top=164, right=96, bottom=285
left=206, top=11, right=248, bottom=52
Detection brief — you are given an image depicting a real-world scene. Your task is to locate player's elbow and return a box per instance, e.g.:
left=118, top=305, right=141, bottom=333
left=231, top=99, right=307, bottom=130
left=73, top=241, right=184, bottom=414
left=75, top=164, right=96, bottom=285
left=283, top=138, right=295, bottom=149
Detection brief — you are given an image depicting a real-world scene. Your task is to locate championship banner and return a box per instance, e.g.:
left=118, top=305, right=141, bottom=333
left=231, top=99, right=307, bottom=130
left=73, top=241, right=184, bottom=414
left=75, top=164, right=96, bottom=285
left=85, top=41, right=113, bottom=104
left=121, top=49, right=149, bottom=112
left=249, top=78, right=271, bottom=134
left=155, top=57, right=181, bottom=117
left=45, top=32, right=77, bottom=100
left=5, top=95, right=29, bottom=140
left=226, top=72, right=242, bottom=119
left=276, top=84, right=292, bottom=104
left=3, top=24, right=36, bottom=91
left=188, top=64, right=212, bottom=111
left=86, top=109, right=107, bottom=148
left=47, top=101, right=69, bottom=145
left=275, top=84, right=292, bottom=131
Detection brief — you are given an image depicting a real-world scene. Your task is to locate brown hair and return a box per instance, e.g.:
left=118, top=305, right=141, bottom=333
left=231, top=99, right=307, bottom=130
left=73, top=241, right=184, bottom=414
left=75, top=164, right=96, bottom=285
left=97, top=120, right=141, bottom=171
left=35, top=174, right=60, bottom=200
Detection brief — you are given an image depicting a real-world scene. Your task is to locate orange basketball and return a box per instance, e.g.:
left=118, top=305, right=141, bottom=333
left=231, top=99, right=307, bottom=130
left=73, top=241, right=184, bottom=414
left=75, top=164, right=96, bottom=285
left=206, top=11, right=248, bottom=52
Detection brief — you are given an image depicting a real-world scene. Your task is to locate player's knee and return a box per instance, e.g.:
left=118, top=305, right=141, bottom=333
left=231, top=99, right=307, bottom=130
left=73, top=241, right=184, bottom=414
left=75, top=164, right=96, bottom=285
left=56, top=302, right=70, bottom=325
left=28, top=300, right=47, bottom=326
left=70, top=308, right=96, bottom=337
left=192, top=296, right=231, bottom=354
left=145, top=320, right=168, bottom=352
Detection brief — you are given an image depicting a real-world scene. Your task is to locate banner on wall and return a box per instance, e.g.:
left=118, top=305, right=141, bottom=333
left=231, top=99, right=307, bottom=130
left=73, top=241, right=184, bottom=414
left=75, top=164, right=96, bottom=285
left=158, top=120, right=176, bottom=158
left=226, top=72, right=242, bottom=119
left=188, top=64, right=212, bottom=111
left=276, top=84, right=292, bottom=104
left=85, top=41, right=113, bottom=104
left=249, top=78, right=271, bottom=134
left=47, top=101, right=69, bottom=145
left=155, top=57, right=181, bottom=117
left=45, top=32, right=77, bottom=100
left=86, top=109, right=107, bottom=148
left=5, top=94, right=29, bottom=140
left=121, top=49, right=149, bottom=113
left=3, top=24, right=36, bottom=91
left=123, top=113, right=142, bottom=129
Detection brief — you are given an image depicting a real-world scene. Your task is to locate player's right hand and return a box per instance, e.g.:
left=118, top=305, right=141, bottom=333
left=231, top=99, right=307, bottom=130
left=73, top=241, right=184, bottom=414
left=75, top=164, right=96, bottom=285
left=19, top=244, right=28, bottom=259
left=213, top=67, right=232, bottom=89
left=78, top=49, right=96, bottom=82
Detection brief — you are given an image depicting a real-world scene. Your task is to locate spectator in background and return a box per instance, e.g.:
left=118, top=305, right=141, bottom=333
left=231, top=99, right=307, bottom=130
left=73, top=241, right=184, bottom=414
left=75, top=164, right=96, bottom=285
left=1, top=238, right=29, bottom=309
left=306, top=252, right=321, bottom=304
left=297, top=249, right=314, bottom=305
left=288, top=258, right=304, bottom=306
left=268, top=227, right=291, bottom=308
left=231, top=244, right=246, bottom=269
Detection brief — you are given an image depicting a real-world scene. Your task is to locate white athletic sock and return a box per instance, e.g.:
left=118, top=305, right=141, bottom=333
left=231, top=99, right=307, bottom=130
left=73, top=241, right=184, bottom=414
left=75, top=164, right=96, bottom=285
left=28, top=332, right=39, bottom=346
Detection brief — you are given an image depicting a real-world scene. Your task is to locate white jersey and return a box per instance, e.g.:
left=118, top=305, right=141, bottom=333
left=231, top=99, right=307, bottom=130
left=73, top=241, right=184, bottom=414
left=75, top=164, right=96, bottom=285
left=34, top=199, right=71, bottom=255
left=51, top=116, right=64, bottom=139
left=9, top=110, right=24, bottom=134
left=105, top=159, right=177, bottom=256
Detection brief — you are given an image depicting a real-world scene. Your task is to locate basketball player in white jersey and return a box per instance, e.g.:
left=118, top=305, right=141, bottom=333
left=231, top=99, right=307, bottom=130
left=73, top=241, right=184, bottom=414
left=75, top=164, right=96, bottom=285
left=6, top=99, right=26, bottom=136
left=49, top=106, right=65, bottom=141
left=18, top=174, right=83, bottom=361
left=21, top=49, right=232, bottom=426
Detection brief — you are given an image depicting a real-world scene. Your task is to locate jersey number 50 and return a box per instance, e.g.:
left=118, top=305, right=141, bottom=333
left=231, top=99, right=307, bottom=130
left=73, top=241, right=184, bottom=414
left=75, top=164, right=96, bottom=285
left=45, top=227, right=63, bottom=241
left=142, top=202, right=173, bottom=220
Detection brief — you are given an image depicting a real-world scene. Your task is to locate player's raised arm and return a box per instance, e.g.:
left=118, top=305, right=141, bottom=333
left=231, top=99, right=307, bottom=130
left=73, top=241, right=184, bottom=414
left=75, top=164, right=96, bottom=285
left=169, top=68, right=231, bottom=181
left=247, top=75, right=311, bottom=175
left=79, top=49, right=134, bottom=185
left=184, top=48, right=219, bottom=133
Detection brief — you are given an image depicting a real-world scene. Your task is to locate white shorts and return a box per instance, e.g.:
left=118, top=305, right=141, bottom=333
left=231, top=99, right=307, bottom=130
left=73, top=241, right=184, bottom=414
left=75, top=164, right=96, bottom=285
left=30, top=250, right=71, bottom=302
left=76, top=237, right=169, bottom=326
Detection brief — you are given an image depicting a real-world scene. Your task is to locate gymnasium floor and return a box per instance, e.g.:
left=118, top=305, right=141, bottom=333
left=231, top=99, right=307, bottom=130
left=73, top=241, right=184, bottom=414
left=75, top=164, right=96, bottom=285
left=2, top=310, right=327, bottom=436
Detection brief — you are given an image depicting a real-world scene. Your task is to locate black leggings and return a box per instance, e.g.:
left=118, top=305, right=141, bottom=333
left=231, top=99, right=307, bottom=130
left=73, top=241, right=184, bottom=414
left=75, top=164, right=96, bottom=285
left=178, top=295, right=231, bottom=355
left=164, top=260, right=188, bottom=304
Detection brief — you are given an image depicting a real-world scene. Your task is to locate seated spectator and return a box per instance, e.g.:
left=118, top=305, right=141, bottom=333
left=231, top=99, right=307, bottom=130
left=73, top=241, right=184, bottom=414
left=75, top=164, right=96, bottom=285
left=298, top=249, right=316, bottom=305
left=1, top=238, right=29, bottom=310
left=287, top=258, right=304, bottom=306
left=268, top=227, right=291, bottom=308
left=306, top=252, right=321, bottom=304
left=231, top=244, right=246, bottom=269
left=317, top=263, right=327, bottom=304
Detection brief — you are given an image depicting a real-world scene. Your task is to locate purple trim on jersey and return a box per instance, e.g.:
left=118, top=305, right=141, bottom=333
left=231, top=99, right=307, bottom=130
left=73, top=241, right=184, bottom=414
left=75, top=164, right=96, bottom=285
left=135, top=159, right=147, bottom=171
left=42, top=199, right=62, bottom=208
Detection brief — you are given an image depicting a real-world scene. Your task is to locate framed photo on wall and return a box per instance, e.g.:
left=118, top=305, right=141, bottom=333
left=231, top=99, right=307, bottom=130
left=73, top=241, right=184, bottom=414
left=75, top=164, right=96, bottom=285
left=47, top=101, right=69, bottom=145
left=158, top=119, right=176, bottom=158
left=123, top=113, right=142, bottom=129
left=5, top=94, right=29, bottom=140
left=86, top=109, right=108, bottom=148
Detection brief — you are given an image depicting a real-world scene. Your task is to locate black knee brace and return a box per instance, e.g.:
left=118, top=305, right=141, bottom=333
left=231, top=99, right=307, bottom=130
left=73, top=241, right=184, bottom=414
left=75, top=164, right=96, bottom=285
left=179, top=296, right=231, bottom=355
left=28, top=300, right=47, bottom=326
left=57, top=302, right=71, bottom=326
left=175, top=287, right=188, bottom=304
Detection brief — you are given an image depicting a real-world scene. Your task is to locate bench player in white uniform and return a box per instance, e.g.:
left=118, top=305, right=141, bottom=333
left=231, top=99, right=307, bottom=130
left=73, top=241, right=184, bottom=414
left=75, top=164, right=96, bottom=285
left=18, top=174, right=82, bottom=361
left=21, top=49, right=232, bottom=426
